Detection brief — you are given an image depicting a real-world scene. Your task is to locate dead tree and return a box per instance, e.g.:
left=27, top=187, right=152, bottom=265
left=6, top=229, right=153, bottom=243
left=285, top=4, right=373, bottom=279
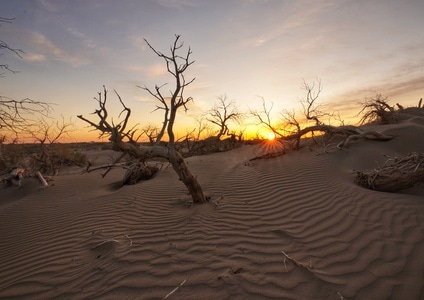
left=206, top=95, right=243, bottom=140
left=78, top=87, right=166, bottom=179
left=0, top=96, right=51, bottom=134
left=301, top=79, right=325, bottom=126
left=0, top=96, right=52, bottom=171
left=1, top=17, right=24, bottom=75
left=79, top=35, right=208, bottom=204
left=141, top=124, right=159, bottom=145
left=27, top=117, right=77, bottom=175
left=358, top=94, right=396, bottom=124
left=143, top=35, right=207, bottom=203
left=250, top=82, right=394, bottom=151
left=281, top=109, right=301, bottom=149
left=250, top=97, right=285, bottom=139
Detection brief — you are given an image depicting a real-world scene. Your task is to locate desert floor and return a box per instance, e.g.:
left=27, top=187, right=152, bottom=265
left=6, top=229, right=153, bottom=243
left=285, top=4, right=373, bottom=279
left=1, top=116, right=424, bottom=299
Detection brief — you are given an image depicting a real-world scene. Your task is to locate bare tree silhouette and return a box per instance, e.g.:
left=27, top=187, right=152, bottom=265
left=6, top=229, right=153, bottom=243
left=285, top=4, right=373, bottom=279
left=78, top=35, right=208, bottom=203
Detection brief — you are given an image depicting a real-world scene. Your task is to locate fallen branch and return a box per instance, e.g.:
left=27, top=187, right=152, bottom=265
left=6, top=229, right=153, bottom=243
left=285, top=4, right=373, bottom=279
left=337, top=130, right=393, bottom=149
left=121, top=162, right=159, bottom=186
left=354, top=152, right=424, bottom=192
left=36, top=171, right=48, bottom=186
left=83, top=162, right=127, bottom=174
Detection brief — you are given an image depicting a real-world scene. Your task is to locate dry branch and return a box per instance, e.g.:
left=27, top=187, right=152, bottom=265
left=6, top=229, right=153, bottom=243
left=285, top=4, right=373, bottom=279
left=355, top=152, right=424, bottom=192
left=337, top=130, right=393, bottom=149
left=163, top=279, right=187, bottom=299
left=36, top=171, right=48, bottom=186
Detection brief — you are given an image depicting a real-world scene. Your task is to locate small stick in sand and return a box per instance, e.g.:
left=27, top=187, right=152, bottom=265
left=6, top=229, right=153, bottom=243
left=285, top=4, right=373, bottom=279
left=163, top=279, right=187, bottom=299
left=283, top=256, right=288, bottom=272
left=125, top=234, right=133, bottom=247
left=281, top=250, right=311, bottom=270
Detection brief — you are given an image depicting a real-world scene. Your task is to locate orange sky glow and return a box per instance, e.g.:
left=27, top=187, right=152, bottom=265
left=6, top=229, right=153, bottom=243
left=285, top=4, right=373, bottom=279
left=2, top=0, right=424, bottom=143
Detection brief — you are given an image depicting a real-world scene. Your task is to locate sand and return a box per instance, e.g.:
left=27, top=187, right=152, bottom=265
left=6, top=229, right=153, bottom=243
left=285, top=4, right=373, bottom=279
left=1, top=117, right=424, bottom=299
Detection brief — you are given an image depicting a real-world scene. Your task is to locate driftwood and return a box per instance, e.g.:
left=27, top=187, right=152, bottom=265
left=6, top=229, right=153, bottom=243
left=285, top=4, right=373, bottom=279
left=337, top=130, right=393, bottom=149
left=83, top=160, right=160, bottom=186
left=354, top=152, right=424, bottom=192
left=121, top=163, right=159, bottom=186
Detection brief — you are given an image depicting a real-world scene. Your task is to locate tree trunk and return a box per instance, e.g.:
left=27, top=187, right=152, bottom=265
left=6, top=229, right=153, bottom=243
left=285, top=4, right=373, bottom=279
left=168, top=146, right=208, bottom=203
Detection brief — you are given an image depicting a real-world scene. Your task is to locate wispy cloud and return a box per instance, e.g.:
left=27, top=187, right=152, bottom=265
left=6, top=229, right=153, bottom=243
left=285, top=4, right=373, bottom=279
left=156, top=0, right=199, bottom=9
left=36, top=0, right=60, bottom=12
left=121, top=63, right=168, bottom=78
left=25, top=31, right=90, bottom=67
left=67, top=27, right=97, bottom=49
left=23, top=53, right=46, bottom=62
left=246, top=1, right=342, bottom=48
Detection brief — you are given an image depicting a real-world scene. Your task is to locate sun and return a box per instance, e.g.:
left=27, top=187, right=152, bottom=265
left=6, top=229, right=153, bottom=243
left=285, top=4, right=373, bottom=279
left=267, top=132, right=276, bottom=141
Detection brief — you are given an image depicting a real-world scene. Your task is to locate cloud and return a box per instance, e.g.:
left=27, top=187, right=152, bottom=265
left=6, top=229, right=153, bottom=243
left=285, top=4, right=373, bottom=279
left=66, top=28, right=98, bottom=49
left=23, top=53, right=46, bottom=62
left=26, top=31, right=90, bottom=67
left=156, top=0, right=199, bottom=9
left=330, top=73, right=424, bottom=112
left=120, top=65, right=146, bottom=74
left=36, top=0, right=60, bottom=12
left=134, top=95, right=156, bottom=103
left=146, top=63, right=168, bottom=78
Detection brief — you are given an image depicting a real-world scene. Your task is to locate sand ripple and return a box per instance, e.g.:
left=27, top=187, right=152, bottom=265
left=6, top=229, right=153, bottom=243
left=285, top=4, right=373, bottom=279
left=1, top=145, right=423, bottom=299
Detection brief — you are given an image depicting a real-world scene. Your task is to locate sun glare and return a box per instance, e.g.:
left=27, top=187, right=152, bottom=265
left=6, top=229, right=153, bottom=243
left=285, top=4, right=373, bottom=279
left=267, top=132, right=276, bottom=141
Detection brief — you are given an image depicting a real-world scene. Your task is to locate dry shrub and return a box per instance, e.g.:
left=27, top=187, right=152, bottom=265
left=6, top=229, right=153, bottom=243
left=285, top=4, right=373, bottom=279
left=354, top=152, right=424, bottom=192
left=30, top=144, right=87, bottom=175
left=358, top=94, right=397, bottom=125
left=0, top=143, right=86, bottom=176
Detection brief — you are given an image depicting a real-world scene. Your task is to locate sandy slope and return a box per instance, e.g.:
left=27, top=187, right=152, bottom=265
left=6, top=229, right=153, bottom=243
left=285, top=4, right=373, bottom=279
left=0, top=119, right=423, bottom=299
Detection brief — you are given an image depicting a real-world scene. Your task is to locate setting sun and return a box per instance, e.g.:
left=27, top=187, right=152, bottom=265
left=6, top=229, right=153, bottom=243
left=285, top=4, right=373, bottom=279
left=267, top=132, right=276, bottom=141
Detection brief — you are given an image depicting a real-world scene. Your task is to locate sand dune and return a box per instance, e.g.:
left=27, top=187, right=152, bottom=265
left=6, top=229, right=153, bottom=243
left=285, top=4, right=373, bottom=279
left=1, top=120, right=424, bottom=299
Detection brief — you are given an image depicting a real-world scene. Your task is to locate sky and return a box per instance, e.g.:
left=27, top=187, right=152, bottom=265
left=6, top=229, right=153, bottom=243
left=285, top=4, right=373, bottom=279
left=1, top=0, right=424, bottom=142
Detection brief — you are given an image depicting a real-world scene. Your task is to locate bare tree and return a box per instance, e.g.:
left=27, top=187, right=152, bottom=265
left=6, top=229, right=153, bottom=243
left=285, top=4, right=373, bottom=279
left=0, top=96, right=51, bottom=133
left=191, top=116, right=212, bottom=141
left=0, top=17, right=24, bottom=75
left=26, top=117, right=82, bottom=175
left=280, top=109, right=301, bottom=149
left=250, top=97, right=285, bottom=139
left=300, top=79, right=324, bottom=125
left=0, top=17, right=55, bottom=171
left=358, top=94, right=396, bottom=125
left=206, top=95, right=243, bottom=140
left=141, top=124, right=159, bottom=145
left=137, top=35, right=194, bottom=145
left=78, top=35, right=208, bottom=203
left=251, top=81, right=394, bottom=152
